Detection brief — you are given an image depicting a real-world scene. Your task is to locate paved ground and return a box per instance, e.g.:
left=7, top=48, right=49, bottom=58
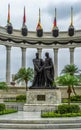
left=0, top=111, right=81, bottom=121
left=0, top=111, right=41, bottom=120
left=0, top=111, right=81, bottom=130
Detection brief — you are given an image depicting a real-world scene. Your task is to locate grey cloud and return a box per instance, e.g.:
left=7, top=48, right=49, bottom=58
left=43, top=1, right=81, bottom=21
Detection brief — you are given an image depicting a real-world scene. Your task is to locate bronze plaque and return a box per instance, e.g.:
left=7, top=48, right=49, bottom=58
left=37, top=95, right=45, bottom=101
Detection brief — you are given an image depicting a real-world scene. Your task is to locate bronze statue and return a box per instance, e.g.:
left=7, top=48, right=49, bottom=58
left=30, top=52, right=55, bottom=89
left=30, top=53, right=45, bottom=88
left=44, top=52, right=54, bottom=88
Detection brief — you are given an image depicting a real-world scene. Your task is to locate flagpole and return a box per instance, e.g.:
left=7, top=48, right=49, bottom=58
left=71, top=7, right=73, bottom=26
left=55, top=8, right=56, bottom=19
left=39, top=8, right=41, bottom=23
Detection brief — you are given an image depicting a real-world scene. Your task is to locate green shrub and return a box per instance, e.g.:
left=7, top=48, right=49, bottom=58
left=62, top=98, right=68, bottom=103
left=0, top=103, right=6, bottom=111
left=41, top=111, right=81, bottom=118
left=0, top=82, right=8, bottom=90
left=62, top=95, right=81, bottom=103
left=0, top=109, right=18, bottom=115
left=58, top=104, right=80, bottom=114
left=16, top=95, right=26, bottom=102
left=70, top=95, right=81, bottom=101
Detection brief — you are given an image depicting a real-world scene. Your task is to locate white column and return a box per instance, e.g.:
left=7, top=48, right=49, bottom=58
left=69, top=48, right=75, bottom=64
left=54, top=48, right=58, bottom=79
left=37, top=48, right=42, bottom=58
left=6, top=46, right=11, bottom=84
left=21, top=47, right=26, bottom=68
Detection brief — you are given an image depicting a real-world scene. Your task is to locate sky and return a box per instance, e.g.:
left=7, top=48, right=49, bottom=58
left=0, top=0, right=81, bottom=82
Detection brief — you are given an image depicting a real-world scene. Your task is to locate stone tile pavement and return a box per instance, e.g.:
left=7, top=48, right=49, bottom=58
left=0, top=111, right=81, bottom=130
left=0, top=111, right=81, bottom=121
left=0, top=111, right=41, bottom=120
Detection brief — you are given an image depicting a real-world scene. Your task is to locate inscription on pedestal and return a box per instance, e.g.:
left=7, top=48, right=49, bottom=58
left=37, top=95, right=45, bottom=101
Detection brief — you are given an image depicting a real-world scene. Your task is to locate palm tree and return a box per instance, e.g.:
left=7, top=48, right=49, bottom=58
left=14, top=67, right=34, bottom=91
left=61, top=64, right=80, bottom=95
left=56, top=74, right=81, bottom=105
left=61, top=64, right=80, bottom=76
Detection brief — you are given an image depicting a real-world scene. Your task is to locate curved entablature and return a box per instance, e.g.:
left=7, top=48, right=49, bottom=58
left=0, top=26, right=81, bottom=46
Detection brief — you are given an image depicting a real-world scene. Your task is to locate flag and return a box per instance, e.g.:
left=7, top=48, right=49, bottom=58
left=54, top=17, right=56, bottom=27
left=23, top=7, right=26, bottom=25
left=36, top=8, right=42, bottom=30
left=52, top=8, right=57, bottom=30
left=7, top=4, right=10, bottom=23
left=36, top=21, right=42, bottom=30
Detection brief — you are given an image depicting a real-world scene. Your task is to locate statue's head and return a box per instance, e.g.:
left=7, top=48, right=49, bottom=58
left=45, top=52, right=49, bottom=58
left=36, top=52, right=39, bottom=58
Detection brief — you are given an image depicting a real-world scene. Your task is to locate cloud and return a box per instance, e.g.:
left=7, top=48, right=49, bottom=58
left=43, top=1, right=81, bottom=21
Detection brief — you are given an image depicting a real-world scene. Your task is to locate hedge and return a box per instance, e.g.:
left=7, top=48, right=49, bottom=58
left=41, top=111, right=81, bottom=118
left=0, top=109, right=18, bottom=115
left=0, top=103, right=5, bottom=111
left=16, top=94, right=26, bottom=102
left=41, top=104, right=81, bottom=118
left=58, top=104, right=80, bottom=114
left=70, top=95, right=81, bottom=101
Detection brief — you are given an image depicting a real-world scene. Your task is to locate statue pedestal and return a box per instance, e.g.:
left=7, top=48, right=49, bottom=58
left=23, top=88, right=61, bottom=112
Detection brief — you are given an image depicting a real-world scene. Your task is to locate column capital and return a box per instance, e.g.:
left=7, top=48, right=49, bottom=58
left=21, top=47, right=26, bottom=51
left=53, top=48, right=58, bottom=52
left=37, top=48, right=42, bottom=51
left=6, top=45, right=11, bottom=50
left=69, top=47, right=75, bottom=52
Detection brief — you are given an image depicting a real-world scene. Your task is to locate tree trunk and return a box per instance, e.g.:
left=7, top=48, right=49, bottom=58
left=72, top=85, right=77, bottom=95
left=67, top=86, right=72, bottom=105
left=25, top=81, right=28, bottom=91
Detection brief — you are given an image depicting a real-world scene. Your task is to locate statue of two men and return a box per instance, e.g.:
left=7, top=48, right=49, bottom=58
left=31, top=52, right=55, bottom=89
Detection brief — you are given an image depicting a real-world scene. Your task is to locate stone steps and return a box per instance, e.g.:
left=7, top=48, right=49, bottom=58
left=0, top=123, right=81, bottom=129
left=0, top=129, right=81, bottom=130
left=0, top=119, right=81, bottom=129
left=0, top=118, right=81, bottom=124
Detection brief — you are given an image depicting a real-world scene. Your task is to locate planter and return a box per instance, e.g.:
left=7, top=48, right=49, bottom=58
left=68, top=26, right=74, bottom=36
left=52, top=27, right=59, bottom=37
left=21, top=26, right=28, bottom=36
left=37, top=29, right=43, bottom=37
left=7, top=23, right=13, bottom=34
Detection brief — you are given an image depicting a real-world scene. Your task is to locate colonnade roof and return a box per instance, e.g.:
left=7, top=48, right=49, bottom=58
left=0, top=26, right=81, bottom=47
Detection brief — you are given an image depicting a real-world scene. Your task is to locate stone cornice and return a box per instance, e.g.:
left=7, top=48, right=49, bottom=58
left=0, top=26, right=81, bottom=48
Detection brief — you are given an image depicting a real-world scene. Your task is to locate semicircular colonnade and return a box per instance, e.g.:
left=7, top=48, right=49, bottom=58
left=0, top=26, right=81, bottom=84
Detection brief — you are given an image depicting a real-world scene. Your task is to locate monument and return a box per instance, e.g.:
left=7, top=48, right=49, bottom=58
left=24, top=52, right=61, bottom=112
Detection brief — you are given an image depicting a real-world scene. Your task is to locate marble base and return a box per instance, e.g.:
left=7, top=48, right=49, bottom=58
left=24, top=88, right=61, bottom=112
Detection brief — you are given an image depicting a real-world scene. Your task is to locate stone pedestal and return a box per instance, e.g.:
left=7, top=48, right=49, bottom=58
left=23, top=89, right=61, bottom=112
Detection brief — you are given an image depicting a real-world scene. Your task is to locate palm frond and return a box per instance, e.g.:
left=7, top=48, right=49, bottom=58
left=61, top=64, right=80, bottom=75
